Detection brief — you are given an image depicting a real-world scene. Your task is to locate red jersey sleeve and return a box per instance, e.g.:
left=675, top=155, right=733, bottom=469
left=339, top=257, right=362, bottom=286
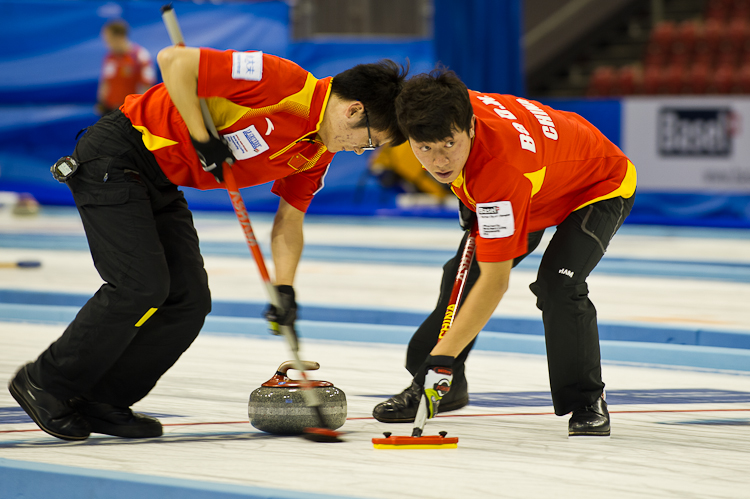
left=271, top=163, right=330, bottom=212
left=197, top=48, right=307, bottom=106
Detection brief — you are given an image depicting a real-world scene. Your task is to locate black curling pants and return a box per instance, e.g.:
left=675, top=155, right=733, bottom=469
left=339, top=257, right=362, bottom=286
left=28, top=111, right=212, bottom=408
left=405, top=229, right=546, bottom=395
left=405, top=195, right=634, bottom=415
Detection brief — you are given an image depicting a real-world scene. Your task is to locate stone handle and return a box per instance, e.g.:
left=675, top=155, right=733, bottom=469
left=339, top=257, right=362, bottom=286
left=277, top=360, right=320, bottom=375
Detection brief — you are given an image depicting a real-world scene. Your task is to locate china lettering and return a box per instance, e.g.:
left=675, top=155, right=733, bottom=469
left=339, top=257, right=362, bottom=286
left=439, top=304, right=456, bottom=339
left=475, top=94, right=559, bottom=154
left=516, top=98, right=558, bottom=140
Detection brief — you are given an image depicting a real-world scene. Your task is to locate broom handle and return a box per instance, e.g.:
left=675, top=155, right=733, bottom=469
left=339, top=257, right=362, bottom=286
left=412, top=222, right=478, bottom=437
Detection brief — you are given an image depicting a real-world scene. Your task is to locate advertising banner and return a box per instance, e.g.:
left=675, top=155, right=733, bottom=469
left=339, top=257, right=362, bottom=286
left=623, top=97, right=750, bottom=193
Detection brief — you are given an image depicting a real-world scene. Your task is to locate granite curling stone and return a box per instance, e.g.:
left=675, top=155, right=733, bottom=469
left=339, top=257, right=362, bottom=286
left=248, top=360, right=347, bottom=435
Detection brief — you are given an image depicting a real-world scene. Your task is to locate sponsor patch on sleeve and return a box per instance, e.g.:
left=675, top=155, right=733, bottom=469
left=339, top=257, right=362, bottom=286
left=232, top=51, right=263, bottom=81
left=476, top=201, right=514, bottom=238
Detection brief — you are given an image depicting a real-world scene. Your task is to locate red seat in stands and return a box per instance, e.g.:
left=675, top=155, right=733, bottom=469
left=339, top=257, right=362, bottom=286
left=711, top=63, right=736, bottom=93
left=674, top=20, right=699, bottom=57
left=587, top=66, right=616, bottom=96
left=664, top=63, right=686, bottom=94
left=642, top=65, right=664, bottom=94
left=705, top=0, right=732, bottom=22
left=735, top=64, right=750, bottom=93
left=617, top=65, right=641, bottom=95
left=686, top=63, right=711, bottom=94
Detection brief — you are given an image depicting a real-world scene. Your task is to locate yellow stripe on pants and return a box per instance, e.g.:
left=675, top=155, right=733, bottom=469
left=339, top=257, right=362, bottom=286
left=135, top=307, right=158, bottom=327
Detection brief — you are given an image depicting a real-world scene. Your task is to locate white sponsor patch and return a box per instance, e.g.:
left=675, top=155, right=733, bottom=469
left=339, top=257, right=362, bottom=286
left=232, top=51, right=263, bottom=81
left=224, top=125, right=270, bottom=160
left=476, top=201, right=514, bottom=238
left=102, top=60, right=116, bottom=78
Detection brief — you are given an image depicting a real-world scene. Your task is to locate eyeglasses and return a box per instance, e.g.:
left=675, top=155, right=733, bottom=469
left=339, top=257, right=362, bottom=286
left=362, top=107, right=376, bottom=151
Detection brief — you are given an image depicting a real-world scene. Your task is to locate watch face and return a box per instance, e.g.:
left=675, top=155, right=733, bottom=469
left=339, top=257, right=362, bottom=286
left=58, top=162, right=73, bottom=176
left=52, top=157, right=78, bottom=182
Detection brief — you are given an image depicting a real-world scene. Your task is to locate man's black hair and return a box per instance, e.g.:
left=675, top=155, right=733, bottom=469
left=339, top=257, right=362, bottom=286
left=103, top=19, right=130, bottom=37
left=395, top=66, right=473, bottom=144
left=331, top=59, right=409, bottom=146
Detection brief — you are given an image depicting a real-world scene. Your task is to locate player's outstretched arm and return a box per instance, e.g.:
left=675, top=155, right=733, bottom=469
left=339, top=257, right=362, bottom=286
left=264, top=198, right=305, bottom=346
left=431, top=259, right=512, bottom=358
left=157, top=46, right=209, bottom=143
left=271, top=198, right=305, bottom=287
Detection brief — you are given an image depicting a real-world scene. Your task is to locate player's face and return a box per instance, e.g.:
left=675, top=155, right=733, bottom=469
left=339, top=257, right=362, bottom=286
left=409, top=120, right=475, bottom=184
left=332, top=126, right=391, bottom=155
left=101, top=30, right=127, bottom=54
left=321, top=104, right=391, bottom=155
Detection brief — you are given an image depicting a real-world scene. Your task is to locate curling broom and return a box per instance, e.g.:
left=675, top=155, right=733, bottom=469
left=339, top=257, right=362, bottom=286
left=373, top=221, right=478, bottom=449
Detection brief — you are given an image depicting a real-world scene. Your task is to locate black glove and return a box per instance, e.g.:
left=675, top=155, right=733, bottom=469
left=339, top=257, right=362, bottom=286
left=191, top=135, right=235, bottom=183
left=415, top=355, right=454, bottom=419
left=264, top=285, right=298, bottom=349
left=458, top=201, right=476, bottom=231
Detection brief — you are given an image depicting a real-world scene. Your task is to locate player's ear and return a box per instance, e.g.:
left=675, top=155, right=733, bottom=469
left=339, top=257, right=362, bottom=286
left=469, top=115, right=476, bottom=139
left=345, top=101, right=364, bottom=120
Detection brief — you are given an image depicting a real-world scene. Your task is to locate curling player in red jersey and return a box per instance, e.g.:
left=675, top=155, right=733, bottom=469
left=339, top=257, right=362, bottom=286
left=97, top=19, right=156, bottom=115
left=8, top=44, right=407, bottom=441
left=373, top=68, right=637, bottom=437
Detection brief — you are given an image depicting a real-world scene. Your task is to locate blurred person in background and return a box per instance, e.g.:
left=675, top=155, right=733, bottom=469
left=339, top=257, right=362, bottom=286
left=97, top=19, right=156, bottom=115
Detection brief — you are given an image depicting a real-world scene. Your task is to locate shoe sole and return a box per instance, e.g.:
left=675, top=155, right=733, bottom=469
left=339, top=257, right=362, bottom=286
left=373, top=394, right=470, bottom=424
left=568, top=430, right=611, bottom=437
left=8, top=380, right=89, bottom=441
left=83, top=415, right=163, bottom=438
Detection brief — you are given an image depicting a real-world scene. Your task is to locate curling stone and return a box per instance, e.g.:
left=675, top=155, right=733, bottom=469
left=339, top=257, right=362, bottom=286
left=248, top=360, right=347, bottom=435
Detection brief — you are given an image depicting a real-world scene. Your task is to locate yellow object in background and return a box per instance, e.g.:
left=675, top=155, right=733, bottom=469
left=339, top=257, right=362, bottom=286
left=369, top=142, right=451, bottom=201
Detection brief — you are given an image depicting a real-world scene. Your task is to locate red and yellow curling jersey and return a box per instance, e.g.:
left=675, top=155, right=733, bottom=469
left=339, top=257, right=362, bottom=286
left=100, top=43, right=156, bottom=110
left=122, top=48, right=335, bottom=212
left=451, top=91, right=637, bottom=262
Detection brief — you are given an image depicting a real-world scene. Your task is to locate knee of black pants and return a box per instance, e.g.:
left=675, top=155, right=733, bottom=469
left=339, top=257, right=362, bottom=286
left=169, top=276, right=210, bottom=350
left=185, top=269, right=212, bottom=320
left=168, top=266, right=212, bottom=321
left=530, top=269, right=589, bottom=313
left=126, top=269, right=171, bottom=314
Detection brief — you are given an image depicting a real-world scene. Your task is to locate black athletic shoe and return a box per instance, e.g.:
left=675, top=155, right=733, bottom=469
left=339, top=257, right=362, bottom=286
left=8, top=363, right=91, bottom=441
left=568, top=396, right=610, bottom=436
left=71, top=399, right=163, bottom=438
left=372, top=380, right=469, bottom=423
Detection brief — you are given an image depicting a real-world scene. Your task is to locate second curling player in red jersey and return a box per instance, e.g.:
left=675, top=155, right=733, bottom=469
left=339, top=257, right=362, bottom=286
left=8, top=45, right=407, bottom=442
left=374, top=68, right=636, bottom=437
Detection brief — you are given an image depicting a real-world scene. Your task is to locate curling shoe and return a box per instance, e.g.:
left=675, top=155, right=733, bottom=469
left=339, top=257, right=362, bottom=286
left=568, top=396, right=610, bottom=437
left=8, top=364, right=91, bottom=441
left=72, top=399, right=163, bottom=438
left=372, top=379, right=469, bottom=423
